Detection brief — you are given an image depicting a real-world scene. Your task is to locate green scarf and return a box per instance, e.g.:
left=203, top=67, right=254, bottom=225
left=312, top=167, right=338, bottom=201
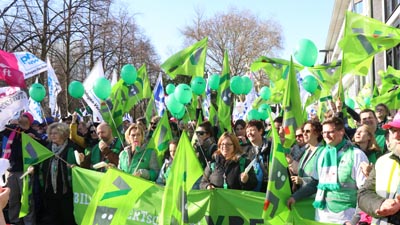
left=313, top=140, right=348, bottom=209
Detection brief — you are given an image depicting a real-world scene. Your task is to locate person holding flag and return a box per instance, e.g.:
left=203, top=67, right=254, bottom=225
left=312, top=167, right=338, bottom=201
left=118, top=124, right=159, bottom=181
left=0, top=112, right=43, bottom=225
left=200, top=132, right=257, bottom=190
left=37, top=123, right=80, bottom=225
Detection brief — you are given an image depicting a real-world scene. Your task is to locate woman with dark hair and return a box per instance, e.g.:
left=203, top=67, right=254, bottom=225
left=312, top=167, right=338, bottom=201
left=234, top=119, right=249, bottom=146
left=156, top=138, right=178, bottom=185
left=291, top=120, right=324, bottom=189
left=200, top=132, right=257, bottom=190
left=194, top=121, right=217, bottom=169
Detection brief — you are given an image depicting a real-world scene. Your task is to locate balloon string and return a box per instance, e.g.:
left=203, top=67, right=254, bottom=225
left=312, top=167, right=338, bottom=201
left=184, top=105, right=210, bottom=169
left=104, top=101, right=125, bottom=149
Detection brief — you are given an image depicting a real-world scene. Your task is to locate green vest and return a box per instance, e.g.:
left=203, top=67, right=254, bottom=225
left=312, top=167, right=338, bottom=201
left=375, top=128, right=387, bottom=154
left=325, top=146, right=357, bottom=213
left=298, top=144, right=323, bottom=179
left=118, top=146, right=155, bottom=175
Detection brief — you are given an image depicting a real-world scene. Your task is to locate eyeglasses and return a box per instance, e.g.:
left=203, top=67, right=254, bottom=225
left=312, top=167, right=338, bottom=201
left=303, top=129, right=312, bottom=134
left=322, top=130, right=336, bottom=135
left=90, top=130, right=96, bottom=134
left=220, top=143, right=233, bottom=147
left=150, top=122, right=157, bottom=125
left=196, top=131, right=206, bottom=136
left=295, top=134, right=303, bottom=138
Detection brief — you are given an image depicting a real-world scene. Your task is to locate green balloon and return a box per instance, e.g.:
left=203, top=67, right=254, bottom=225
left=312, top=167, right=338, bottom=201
left=166, top=83, right=176, bottom=95
left=302, top=75, right=319, bottom=94
left=166, top=95, right=184, bottom=114
left=230, top=76, right=244, bottom=95
left=294, top=39, right=318, bottom=67
left=68, top=81, right=85, bottom=99
left=345, top=98, right=355, bottom=110
left=190, top=77, right=206, bottom=95
left=172, top=107, right=185, bottom=119
left=242, top=76, right=253, bottom=95
left=209, top=74, right=220, bottom=90
left=258, top=104, right=271, bottom=120
left=93, top=77, right=111, bottom=100
left=259, top=86, right=271, bottom=100
left=247, top=109, right=261, bottom=121
left=121, top=64, right=137, bottom=85
left=174, top=84, right=192, bottom=104
left=29, top=83, right=46, bottom=102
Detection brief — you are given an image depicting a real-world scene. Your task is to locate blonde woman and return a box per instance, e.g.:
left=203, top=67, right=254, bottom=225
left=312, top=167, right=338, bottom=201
left=118, top=124, right=159, bottom=181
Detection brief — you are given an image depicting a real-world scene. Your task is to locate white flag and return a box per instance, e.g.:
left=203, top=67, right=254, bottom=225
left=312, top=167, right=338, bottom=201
left=47, top=58, right=61, bottom=118
left=13, top=52, right=47, bottom=79
left=0, top=87, right=29, bottom=130
left=110, top=69, right=118, bottom=87
left=154, top=73, right=165, bottom=116
left=83, top=60, right=104, bottom=121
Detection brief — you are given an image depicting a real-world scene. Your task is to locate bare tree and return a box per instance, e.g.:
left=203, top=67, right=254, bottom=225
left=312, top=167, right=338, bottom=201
left=181, top=7, right=284, bottom=76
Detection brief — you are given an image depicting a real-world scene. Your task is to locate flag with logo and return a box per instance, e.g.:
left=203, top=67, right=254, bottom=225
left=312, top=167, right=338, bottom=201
left=378, top=66, right=400, bottom=94
left=159, top=132, right=203, bottom=225
left=339, top=11, right=400, bottom=76
left=251, top=56, right=304, bottom=82
left=20, top=133, right=54, bottom=217
left=282, top=57, right=304, bottom=148
left=161, top=37, right=208, bottom=78
left=81, top=168, right=155, bottom=225
left=216, top=51, right=232, bottom=135
left=154, top=73, right=166, bottom=116
left=263, top=108, right=291, bottom=223
left=146, top=113, right=173, bottom=165
left=47, top=58, right=61, bottom=118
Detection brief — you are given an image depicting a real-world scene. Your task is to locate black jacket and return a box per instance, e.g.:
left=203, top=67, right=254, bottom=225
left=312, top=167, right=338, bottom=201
left=200, top=154, right=257, bottom=190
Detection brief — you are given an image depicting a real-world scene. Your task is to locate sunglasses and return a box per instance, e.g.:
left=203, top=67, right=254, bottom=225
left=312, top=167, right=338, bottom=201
left=196, top=131, right=206, bottom=136
left=303, top=129, right=312, bottom=134
left=90, top=130, right=97, bottom=134
left=295, top=134, right=303, bottom=138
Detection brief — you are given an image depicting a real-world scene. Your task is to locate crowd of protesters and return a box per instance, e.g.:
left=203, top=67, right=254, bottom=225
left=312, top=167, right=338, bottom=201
left=0, top=98, right=399, bottom=224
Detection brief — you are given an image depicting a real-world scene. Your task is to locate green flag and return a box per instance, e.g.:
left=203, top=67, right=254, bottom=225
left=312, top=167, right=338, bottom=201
left=81, top=168, right=155, bottom=225
left=309, top=61, right=341, bottom=91
left=339, top=11, right=400, bottom=76
left=21, top=133, right=54, bottom=171
left=145, top=95, right=156, bottom=128
left=263, top=108, right=291, bottom=223
left=251, top=56, right=304, bottom=82
left=141, top=65, right=152, bottom=99
left=371, top=87, right=400, bottom=110
left=146, top=113, right=173, bottom=165
left=161, top=37, right=208, bottom=78
left=159, top=132, right=203, bottom=225
left=216, top=51, right=232, bottom=135
left=282, top=57, right=304, bottom=148
left=208, top=103, right=218, bottom=127
left=20, top=133, right=54, bottom=217
left=379, top=66, right=400, bottom=94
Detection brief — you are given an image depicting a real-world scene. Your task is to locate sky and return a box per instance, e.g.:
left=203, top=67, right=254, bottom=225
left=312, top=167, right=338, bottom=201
left=117, top=0, right=335, bottom=64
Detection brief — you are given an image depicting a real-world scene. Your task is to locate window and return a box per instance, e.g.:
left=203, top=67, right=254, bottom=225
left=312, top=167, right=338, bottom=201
left=354, top=0, right=364, bottom=14
left=385, top=0, right=400, bottom=20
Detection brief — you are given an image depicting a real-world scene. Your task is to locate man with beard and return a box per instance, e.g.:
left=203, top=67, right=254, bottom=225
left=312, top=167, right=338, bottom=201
left=358, top=117, right=400, bottom=225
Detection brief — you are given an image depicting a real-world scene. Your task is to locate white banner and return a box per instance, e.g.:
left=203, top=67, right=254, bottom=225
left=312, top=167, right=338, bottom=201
left=0, top=87, right=29, bottom=130
left=47, top=58, right=61, bottom=118
left=83, top=60, right=104, bottom=121
left=13, top=52, right=47, bottom=79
